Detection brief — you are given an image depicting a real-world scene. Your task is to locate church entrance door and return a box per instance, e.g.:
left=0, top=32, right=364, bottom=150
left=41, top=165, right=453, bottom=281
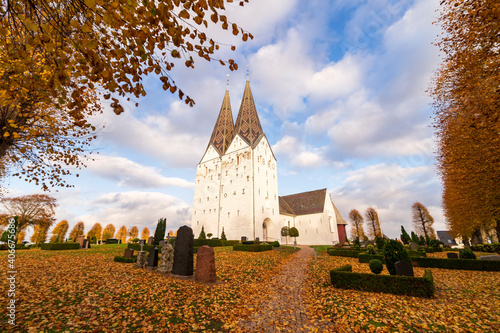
left=262, top=218, right=272, bottom=242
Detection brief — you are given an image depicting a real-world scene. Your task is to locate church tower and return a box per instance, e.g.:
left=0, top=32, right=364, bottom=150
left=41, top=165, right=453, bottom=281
left=192, top=78, right=280, bottom=242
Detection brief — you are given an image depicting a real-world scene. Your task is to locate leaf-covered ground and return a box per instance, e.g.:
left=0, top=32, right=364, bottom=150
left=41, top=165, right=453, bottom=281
left=0, top=245, right=297, bottom=332
left=1, top=245, right=499, bottom=332
left=304, top=250, right=500, bottom=332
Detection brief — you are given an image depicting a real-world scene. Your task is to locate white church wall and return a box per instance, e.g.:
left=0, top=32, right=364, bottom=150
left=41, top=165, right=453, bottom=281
left=252, top=136, right=280, bottom=242
left=192, top=150, right=222, bottom=238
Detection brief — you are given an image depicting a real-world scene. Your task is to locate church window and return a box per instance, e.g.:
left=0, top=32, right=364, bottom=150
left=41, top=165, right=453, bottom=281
left=207, top=186, right=210, bottom=190
left=224, top=193, right=227, bottom=198
left=233, top=191, right=236, bottom=195
left=242, top=189, right=245, bottom=194
left=194, top=211, right=196, bottom=215
left=197, top=221, right=199, bottom=225
left=272, top=208, right=274, bottom=214
left=203, top=210, right=205, bottom=215
left=244, top=166, right=246, bottom=172
left=199, top=198, right=201, bottom=203
left=210, top=176, right=213, bottom=180
left=228, top=212, right=230, bottom=218
left=230, top=180, right=233, bottom=184
left=267, top=191, right=269, bottom=197
left=273, top=174, right=275, bottom=179
left=320, top=218, right=322, bottom=224
left=274, top=194, right=276, bottom=200
left=207, top=197, right=209, bottom=201
left=209, top=209, right=211, bottom=214
left=236, top=167, right=238, bottom=173
left=226, top=170, right=228, bottom=176
left=247, top=176, right=250, bottom=181
left=237, top=210, right=240, bottom=216
left=258, top=167, right=260, bottom=173
left=237, top=157, right=239, bottom=165
left=266, top=180, right=268, bottom=186
left=310, top=220, right=312, bottom=224
left=262, top=207, right=264, bottom=213
left=316, top=228, right=318, bottom=233
left=214, top=208, right=217, bottom=213
left=266, top=171, right=268, bottom=176
left=258, top=189, right=260, bottom=195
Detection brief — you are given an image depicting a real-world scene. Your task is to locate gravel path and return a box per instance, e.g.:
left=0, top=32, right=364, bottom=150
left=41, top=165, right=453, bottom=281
left=237, top=246, right=337, bottom=332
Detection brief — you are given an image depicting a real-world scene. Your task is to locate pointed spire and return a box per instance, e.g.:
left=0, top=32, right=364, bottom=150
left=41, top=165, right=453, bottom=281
left=207, top=86, right=234, bottom=155
left=234, top=77, right=264, bottom=147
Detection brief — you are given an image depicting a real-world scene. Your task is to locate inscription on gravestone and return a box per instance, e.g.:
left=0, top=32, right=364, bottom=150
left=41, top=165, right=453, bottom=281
left=172, top=226, right=194, bottom=276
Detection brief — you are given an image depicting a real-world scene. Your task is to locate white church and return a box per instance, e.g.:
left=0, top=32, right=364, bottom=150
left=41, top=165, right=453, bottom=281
left=191, top=77, right=347, bottom=245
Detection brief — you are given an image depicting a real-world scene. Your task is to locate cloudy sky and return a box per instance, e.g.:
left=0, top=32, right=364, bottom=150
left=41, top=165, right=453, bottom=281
left=3, top=0, right=447, bottom=241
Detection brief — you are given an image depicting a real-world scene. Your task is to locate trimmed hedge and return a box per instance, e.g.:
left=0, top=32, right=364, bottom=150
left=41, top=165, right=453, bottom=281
left=233, top=244, right=273, bottom=252
left=411, top=257, right=500, bottom=271
left=114, top=255, right=137, bottom=263
left=470, top=243, right=500, bottom=253
left=330, top=265, right=435, bottom=298
left=408, top=250, right=427, bottom=258
left=327, top=248, right=363, bottom=257
left=41, top=243, right=80, bottom=250
left=221, top=240, right=240, bottom=246
left=359, top=253, right=385, bottom=263
left=193, top=239, right=222, bottom=247
left=0, top=244, right=32, bottom=250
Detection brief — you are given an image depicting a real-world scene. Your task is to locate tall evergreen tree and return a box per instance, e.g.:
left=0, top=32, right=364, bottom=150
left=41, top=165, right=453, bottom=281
left=198, top=225, right=206, bottom=240
left=220, top=227, right=227, bottom=241
left=411, top=231, right=420, bottom=244
left=400, top=226, right=411, bottom=245
left=153, top=218, right=167, bottom=245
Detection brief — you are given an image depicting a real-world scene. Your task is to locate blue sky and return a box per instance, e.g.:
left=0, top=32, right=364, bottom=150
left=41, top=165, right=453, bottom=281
left=3, top=0, right=445, bottom=240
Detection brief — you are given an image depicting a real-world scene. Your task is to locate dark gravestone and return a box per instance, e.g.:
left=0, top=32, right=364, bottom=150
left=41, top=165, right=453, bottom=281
left=172, top=226, right=194, bottom=276
left=409, top=242, right=419, bottom=250
left=77, top=235, right=86, bottom=248
left=479, top=255, right=500, bottom=261
left=82, top=239, right=88, bottom=249
left=124, top=248, right=134, bottom=258
left=447, top=252, right=459, bottom=259
left=147, top=246, right=158, bottom=267
left=195, top=246, right=216, bottom=283
left=147, top=236, right=154, bottom=245
left=395, top=260, right=414, bottom=277
left=86, top=236, right=91, bottom=249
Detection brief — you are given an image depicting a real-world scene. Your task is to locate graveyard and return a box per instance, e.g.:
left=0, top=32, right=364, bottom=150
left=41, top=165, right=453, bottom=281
left=0, top=241, right=499, bottom=332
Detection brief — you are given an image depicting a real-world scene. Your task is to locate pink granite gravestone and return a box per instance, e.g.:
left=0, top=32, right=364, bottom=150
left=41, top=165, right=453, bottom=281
left=195, top=245, right=216, bottom=283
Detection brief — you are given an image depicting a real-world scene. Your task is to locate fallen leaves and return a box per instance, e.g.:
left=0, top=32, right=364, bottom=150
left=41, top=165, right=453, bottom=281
left=303, top=251, right=500, bottom=332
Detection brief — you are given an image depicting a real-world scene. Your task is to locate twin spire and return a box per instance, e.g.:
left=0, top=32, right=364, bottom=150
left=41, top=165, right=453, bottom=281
left=208, top=77, right=263, bottom=155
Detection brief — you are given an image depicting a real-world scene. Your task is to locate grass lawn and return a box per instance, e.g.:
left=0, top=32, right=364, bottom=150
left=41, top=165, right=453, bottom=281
left=305, top=250, right=500, bottom=332
left=0, top=244, right=296, bottom=332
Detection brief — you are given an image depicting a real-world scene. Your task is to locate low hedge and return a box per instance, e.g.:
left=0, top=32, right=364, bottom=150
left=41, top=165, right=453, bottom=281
left=0, top=244, right=32, bottom=250
left=221, top=240, right=240, bottom=246
left=193, top=239, right=222, bottom=247
left=470, top=243, right=500, bottom=253
left=411, top=257, right=500, bottom=271
left=41, top=243, right=80, bottom=250
left=114, top=255, right=137, bottom=263
left=233, top=244, right=273, bottom=252
left=407, top=250, right=427, bottom=258
left=359, top=253, right=385, bottom=263
left=327, top=248, right=363, bottom=258
left=330, top=265, right=434, bottom=298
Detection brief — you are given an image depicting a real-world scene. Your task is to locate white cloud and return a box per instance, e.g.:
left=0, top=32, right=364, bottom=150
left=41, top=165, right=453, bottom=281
left=331, top=163, right=446, bottom=239
left=86, top=155, right=193, bottom=189
left=273, top=135, right=323, bottom=169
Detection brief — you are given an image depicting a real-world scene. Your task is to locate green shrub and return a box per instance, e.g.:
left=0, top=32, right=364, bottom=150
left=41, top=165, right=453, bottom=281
left=220, top=227, right=227, bottom=241
left=429, top=239, right=444, bottom=248
left=407, top=250, right=427, bottom=258
left=113, top=256, right=137, bottom=263
left=459, top=248, right=477, bottom=260
left=383, top=239, right=410, bottom=275
left=411, top=257, right=500, bottom=271
left=369, top=259, right=384, bottom=274
left=366, top=245, right=377, bottom=255
left=41, top=243, right=80, bottom=250
left=272, top=241, right=280, bottom=247
left=327, top=248, right=363, bottom=258
left=198, top=226, right=206, bottom=239
left=233, top=244, right=273, bottom=252
left=330, top=265, right=434, bottom=298
left=220, top=240, right=239, bottom=246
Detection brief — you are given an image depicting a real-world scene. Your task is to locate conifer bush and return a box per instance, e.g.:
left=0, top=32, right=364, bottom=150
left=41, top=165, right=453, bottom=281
left=459, top=247, right=477, bottom=260
left=383, top=239, right=410, bottom=275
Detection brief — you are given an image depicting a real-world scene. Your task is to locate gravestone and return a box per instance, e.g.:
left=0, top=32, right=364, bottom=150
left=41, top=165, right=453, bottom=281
left=241, top=236, right=247, bottom=242
left=409, top=242, right=419, bottom=250
left=159, top=240, right=166, bottom=247
left=172, top=226, right=194, bottom=276
left=447, top=252, right=459, bottom=259
left=78, top=235, right=86, bottom=249
left=136, top=251, right=147, bottom=268
left=148, top=246, right=158, bottom=267
left=195, top=246, right=216, bottom=283
left=85, top=236, right=91, bottom=249
left=395, top=260, right=414, bottom=277
left=124, top=248, right=134, bottom=258
left=138, top=239, right=145, bottom=252
left=158, top=244, right=174, bottom=274
left=147, top=236, right=154, bottom=245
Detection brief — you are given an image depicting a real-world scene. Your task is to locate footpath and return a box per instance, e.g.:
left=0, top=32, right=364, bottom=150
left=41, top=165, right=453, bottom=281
left=238, top=246, right=337, bottom=332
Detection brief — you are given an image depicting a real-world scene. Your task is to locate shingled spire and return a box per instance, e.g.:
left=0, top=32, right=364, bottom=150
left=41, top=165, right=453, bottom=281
left=207, top=87, right=234, bottom=155
left=234, top=77, right=264, bottom=147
